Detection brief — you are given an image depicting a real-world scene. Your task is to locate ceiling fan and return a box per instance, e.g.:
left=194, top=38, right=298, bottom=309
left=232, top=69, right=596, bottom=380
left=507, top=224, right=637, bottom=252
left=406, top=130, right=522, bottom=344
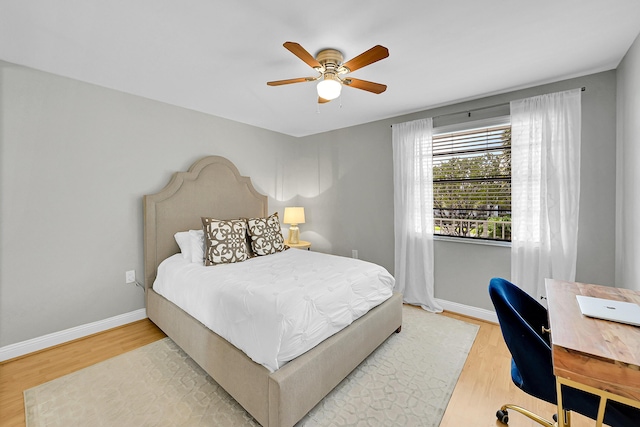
left=267, top=42, right=389, bottom=103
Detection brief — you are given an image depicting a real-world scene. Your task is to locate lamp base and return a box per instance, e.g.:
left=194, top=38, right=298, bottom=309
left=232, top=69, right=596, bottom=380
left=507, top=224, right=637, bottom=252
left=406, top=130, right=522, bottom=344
left=288, top=225, right=300, bottom=245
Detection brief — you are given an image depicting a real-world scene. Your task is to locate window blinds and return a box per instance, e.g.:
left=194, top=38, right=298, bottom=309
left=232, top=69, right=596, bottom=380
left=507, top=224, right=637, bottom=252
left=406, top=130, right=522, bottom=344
left=432, top=123, right=511, bottom=240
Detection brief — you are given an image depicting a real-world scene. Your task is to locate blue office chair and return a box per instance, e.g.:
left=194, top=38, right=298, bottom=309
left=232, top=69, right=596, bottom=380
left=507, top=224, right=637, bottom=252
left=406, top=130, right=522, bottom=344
left=489, top=277, right=640, bottom=427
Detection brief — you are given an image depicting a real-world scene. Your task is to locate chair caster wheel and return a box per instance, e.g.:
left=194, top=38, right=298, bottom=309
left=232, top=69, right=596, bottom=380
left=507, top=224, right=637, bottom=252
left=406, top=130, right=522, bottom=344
left=496, top=409, right=509, bottom=424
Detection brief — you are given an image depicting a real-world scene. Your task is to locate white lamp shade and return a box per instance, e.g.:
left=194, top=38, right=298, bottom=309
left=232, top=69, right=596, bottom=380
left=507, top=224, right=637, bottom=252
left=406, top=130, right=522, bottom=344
left=283, top=207, right=305, bottom=225
left=317, top=78, right=342, bottom=100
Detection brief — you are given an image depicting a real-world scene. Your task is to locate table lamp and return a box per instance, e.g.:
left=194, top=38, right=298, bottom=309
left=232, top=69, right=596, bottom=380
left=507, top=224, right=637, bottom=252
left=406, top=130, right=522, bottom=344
left=283, top=207, right=305, bottom=244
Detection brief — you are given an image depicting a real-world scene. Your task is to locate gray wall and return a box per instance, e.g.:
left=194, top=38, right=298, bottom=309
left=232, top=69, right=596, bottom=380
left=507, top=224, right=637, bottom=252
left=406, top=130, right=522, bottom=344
left=0, top=60, right=621, bottom=347
left=616, top=32, right=640, bottom=291
left=300, top=71, right=617, bottom=311
left=294, top=123, right=396, bottom=271
left=0, top=61, right=298, bottom=347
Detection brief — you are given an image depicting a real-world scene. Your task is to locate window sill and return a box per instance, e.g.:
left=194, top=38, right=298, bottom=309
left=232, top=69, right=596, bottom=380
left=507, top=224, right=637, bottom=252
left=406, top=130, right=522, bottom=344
left=433, top=235, right=511, bottom=248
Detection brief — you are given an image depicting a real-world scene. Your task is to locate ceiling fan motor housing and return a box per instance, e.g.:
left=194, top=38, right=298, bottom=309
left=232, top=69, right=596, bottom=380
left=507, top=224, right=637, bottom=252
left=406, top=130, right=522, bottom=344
left=316, top=49, right=344, bottom=73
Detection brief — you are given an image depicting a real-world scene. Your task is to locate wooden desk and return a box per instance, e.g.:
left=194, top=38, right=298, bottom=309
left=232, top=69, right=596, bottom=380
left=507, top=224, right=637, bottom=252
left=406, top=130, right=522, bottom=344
left=546, top=279, right=640, bottom=426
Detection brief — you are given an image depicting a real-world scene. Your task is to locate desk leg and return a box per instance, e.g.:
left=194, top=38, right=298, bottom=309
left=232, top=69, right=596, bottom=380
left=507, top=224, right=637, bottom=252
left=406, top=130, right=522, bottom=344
left=557, top=377, right=613, bottom=427
left=556, top=379, right=572, bottom=427
left=595, top=396, right=607, bottom=426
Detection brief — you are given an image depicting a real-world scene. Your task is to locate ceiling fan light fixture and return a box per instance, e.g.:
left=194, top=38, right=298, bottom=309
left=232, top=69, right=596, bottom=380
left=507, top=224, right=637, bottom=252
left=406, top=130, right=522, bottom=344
left=317, top=76, right=342, bottom=101
left=268, top=42, right=389, bottom=103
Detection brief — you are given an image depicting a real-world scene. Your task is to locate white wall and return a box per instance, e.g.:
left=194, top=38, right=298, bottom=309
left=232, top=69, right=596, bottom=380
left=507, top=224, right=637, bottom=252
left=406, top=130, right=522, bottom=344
left=0, top=61, right=298, bottom=347
left=616, top=32, right=640, bottom=291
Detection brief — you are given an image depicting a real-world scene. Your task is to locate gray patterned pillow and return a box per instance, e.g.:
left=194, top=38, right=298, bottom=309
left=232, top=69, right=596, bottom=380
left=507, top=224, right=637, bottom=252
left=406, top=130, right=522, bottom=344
left=246, top=212, right=286, bottom=256
left=201, top=217, right=251, bottom=266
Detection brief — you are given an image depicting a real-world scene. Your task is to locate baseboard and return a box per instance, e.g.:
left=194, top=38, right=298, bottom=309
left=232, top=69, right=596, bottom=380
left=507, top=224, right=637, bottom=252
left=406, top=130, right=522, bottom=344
left=1, top=301, right=494, bottom=362
left=436, top=298, right=498, bottom=323
left=0, top=308, right=147, bottom=362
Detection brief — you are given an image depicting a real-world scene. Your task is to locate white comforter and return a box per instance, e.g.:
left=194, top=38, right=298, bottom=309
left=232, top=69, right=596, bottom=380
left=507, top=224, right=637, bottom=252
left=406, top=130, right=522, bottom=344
left=153, top=249, right=395, bottom=372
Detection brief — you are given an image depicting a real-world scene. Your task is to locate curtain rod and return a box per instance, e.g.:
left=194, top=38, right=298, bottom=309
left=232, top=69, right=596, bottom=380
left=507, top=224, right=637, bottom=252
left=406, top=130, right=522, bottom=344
left=391, top=87, right=586, bottom=125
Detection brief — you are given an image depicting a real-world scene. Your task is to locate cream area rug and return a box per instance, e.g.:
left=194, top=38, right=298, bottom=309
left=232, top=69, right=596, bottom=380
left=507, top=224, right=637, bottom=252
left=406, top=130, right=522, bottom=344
left=24, top=306, right=479, bottom=427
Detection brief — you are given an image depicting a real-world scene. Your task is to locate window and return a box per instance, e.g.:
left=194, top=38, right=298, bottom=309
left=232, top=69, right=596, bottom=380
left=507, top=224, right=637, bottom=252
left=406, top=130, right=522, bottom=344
left=432, top=117, right=511, bottom=241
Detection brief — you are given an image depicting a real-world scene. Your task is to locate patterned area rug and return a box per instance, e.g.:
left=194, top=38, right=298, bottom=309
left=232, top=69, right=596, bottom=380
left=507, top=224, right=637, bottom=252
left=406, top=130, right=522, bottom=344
left=24, top=306, right=478, bottom=426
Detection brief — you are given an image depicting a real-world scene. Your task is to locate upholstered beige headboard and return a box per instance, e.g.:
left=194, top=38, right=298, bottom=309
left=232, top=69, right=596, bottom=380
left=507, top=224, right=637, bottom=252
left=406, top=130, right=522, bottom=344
left=143, top=156, right=268, bottom=296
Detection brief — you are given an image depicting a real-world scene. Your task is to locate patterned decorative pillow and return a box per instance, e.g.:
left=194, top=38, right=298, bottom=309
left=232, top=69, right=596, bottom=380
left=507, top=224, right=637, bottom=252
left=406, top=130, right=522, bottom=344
left=246, top=212, right=286, bottom=256
left=201, top=217, right=251, bottom=266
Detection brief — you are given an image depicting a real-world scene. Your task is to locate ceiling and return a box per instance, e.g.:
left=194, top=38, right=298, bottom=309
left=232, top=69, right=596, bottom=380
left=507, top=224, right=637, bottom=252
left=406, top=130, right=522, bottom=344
left=1, top=1, right=640, bottom=137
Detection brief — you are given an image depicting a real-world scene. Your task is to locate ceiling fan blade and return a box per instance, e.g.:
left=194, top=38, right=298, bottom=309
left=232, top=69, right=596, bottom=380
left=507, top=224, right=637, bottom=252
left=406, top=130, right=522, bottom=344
left=267, top=77, right=311, bottom=86
left=318, top=97, right=331, bottom=104
left=344, top=78, right=387, bottom=94
left=341, top=45, right=389, bottom=72
left=283, top=42, right=322, bottom=69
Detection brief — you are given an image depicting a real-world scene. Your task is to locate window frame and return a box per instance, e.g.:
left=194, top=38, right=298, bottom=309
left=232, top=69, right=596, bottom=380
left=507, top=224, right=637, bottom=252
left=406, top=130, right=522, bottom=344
left=431, top=115, right=512, bottom=243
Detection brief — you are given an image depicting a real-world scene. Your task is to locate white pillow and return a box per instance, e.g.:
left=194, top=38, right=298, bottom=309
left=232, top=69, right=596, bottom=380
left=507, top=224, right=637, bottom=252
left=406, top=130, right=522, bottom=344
left=174, top=231, right=192, bottom=260
left=189, top=229, right=205, bottom=264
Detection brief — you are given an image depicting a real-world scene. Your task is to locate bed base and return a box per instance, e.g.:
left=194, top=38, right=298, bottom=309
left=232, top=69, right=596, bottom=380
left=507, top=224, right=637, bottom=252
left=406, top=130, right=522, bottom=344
left=147, top=289, right=402, bottom=427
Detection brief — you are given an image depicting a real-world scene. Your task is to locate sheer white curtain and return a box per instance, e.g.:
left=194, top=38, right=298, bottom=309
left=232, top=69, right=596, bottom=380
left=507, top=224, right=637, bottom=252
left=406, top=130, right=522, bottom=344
left=510, top=88, right=581, bottom=300
left=392, top=118, right=443, bottom=312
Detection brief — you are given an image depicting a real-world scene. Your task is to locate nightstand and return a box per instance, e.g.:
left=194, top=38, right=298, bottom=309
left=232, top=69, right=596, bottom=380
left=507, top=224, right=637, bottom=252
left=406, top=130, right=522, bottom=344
left=286, top=240, right=311, bottom=250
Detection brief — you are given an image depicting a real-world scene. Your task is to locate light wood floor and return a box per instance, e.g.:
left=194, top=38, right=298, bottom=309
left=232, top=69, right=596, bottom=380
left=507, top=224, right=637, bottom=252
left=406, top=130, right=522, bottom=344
left=439, top=311, right=595, bottom=427
left=0, top=311, right=598, bottom=427
left=0, top=320, right=166, bottom=426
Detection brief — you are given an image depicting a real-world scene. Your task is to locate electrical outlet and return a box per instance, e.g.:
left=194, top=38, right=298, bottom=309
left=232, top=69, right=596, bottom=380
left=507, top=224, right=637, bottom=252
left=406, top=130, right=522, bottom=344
left=125, top=270, right=136, bottom=284
left=352, top=250, right=358, bottom=259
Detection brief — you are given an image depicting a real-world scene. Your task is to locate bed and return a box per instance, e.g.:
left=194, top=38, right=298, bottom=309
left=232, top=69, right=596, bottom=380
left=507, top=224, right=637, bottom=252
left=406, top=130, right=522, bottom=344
left=143, top=155, right=403, bottom=427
